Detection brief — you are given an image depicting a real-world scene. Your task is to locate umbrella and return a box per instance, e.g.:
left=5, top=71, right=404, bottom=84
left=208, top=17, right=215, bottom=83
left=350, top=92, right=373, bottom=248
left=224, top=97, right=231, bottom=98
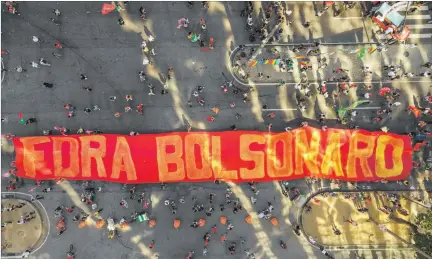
left=379, top=87, right=391, bottom=96
left=101, top=3, right=116, bottom=15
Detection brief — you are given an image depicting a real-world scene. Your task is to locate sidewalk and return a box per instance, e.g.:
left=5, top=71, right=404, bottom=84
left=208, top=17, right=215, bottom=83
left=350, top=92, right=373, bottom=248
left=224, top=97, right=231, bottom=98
left=230, top=43, right=430, bottom=86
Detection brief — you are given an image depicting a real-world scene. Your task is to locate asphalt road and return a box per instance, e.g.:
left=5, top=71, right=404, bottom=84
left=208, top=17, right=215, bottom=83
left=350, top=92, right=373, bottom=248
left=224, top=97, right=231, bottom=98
left=1, top=1, right=431, bottom=259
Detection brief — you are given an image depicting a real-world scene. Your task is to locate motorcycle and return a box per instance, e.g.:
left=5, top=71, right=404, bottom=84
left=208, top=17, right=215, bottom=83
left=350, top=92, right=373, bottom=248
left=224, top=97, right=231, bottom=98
left=186, top=250, right=195, bottom=259
left=56, top=216, right=66, bottom=235
left=167, top=67, right=174, bottom=80
left=280, top=240, right=287, bottom=249
left=66, top=245, right=75, bottom=259
left=139, top=7, right=146, bottom=20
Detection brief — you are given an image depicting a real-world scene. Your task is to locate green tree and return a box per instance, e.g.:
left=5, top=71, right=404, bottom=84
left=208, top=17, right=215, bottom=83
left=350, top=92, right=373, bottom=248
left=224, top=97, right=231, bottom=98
left=414, top=208, right=432, bottom=258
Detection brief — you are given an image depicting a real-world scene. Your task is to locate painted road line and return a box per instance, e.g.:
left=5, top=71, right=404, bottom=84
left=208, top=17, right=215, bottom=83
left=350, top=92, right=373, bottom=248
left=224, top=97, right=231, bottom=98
left=418, top=5, right=429, bottom=11
left=409, top=33, right=432, bottom=39
left=333, top=16, right=363, bottom=19
left=352, top=107, right=381, bottom=110
left=263, top=107, right=380, bottom=111
left=406, top=14, right=431, bottom=20
left=408, top=23, right=432, bottom=29
left=233, top=80, right=430, bottom=86
left=263, top=108, right=298, bottom=111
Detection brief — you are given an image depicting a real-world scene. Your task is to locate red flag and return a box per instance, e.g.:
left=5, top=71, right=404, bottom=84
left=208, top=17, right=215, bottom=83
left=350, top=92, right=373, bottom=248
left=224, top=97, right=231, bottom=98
left=101, top=3, right=116, bottom=15
left=18, top=112, right=22, bottom=120
left=413, top=141, right=427, bottom=151
left=408, top=105, right=421, bottom=118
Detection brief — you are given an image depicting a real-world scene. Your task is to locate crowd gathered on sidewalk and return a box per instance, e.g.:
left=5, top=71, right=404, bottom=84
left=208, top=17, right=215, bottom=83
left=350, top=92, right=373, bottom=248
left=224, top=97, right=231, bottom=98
left=1, top=1, right=431, bottom=259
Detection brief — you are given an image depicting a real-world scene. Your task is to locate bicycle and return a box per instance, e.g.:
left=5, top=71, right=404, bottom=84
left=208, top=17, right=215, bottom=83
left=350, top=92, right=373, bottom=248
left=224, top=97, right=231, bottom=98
left=52, top=52, right=62, bottom=59
left=66, top=244, right=75, bottom=259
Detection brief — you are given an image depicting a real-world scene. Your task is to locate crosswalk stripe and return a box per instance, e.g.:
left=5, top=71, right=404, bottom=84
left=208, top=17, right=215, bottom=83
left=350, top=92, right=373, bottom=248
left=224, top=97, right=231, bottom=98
left=406, top=14, right=431, bottom=20
left=403, top=5, right=432, bottom=41
left=409, top=24, right=432, bottom=29
left=409, top=33, right=432, bottom=39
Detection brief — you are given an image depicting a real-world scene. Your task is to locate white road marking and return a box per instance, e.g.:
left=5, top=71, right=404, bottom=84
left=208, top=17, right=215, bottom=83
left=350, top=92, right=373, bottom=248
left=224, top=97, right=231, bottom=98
left=409, top=33, right=432, bottom=39
left=353, top=107, right=381, bottom=110
left=263, top=108, right=298, bottom=111
left=408, top=24, right=432, bottom=29
left=418, top=5, right=429, bottom=11
left=406, top=14, right=431, bottom=20
left=333, top=16, right=363, bottom=19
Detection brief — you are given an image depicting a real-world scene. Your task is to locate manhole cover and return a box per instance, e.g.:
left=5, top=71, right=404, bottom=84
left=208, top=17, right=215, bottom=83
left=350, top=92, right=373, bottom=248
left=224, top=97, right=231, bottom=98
left=17, top=231, right=25, bottom=236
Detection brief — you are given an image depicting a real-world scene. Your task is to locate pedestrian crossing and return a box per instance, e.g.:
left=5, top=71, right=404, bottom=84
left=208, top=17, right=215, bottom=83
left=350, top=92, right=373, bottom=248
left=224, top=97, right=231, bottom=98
left=376, top=5, right=432, bottom=41
left=406, top=5, right=432, bottom=40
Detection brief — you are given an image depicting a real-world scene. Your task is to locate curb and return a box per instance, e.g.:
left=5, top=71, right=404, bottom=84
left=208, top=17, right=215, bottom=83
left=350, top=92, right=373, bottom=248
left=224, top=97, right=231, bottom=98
left=1, top=58, right=5, bottom=84
left=1, top=192, right=50, bottom=259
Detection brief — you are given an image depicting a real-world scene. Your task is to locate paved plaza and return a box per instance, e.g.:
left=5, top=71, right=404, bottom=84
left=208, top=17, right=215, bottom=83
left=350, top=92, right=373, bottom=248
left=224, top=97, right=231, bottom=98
left=302, top=190, right=430, bottom=247
left=1, top=1, right=432, bottom=259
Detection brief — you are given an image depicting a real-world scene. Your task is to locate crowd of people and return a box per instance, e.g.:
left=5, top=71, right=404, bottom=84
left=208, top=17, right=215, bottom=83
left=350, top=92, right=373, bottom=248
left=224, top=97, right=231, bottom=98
left=1, top=1, right=431, bottom=259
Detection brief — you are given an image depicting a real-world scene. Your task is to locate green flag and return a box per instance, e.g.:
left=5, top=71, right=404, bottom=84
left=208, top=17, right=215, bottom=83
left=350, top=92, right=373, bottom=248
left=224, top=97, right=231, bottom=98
left=337, top=100, right=372, bottom=120
left=359, top=47, right=368, bottom=59
left=337, top=107, right=348, bottom=120
left=19, top=118, right=25, bottom=124
left=349, top=100, right=371, bottom=109
left=137, top=213, right=149, bottom=222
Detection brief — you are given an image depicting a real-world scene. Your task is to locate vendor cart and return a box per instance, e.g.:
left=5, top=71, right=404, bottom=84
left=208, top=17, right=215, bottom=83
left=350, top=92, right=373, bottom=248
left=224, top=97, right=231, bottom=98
left=371, top=2, right=411, bottom=42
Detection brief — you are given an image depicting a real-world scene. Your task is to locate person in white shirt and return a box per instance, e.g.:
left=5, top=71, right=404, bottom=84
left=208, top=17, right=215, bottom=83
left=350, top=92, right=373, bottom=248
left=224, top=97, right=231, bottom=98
left=309, top=236, right=316, bottom=244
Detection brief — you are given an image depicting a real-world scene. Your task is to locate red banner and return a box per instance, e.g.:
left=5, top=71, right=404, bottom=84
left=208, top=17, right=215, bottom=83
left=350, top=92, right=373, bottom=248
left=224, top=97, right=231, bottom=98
left=12, top=127, right=413, bottom=183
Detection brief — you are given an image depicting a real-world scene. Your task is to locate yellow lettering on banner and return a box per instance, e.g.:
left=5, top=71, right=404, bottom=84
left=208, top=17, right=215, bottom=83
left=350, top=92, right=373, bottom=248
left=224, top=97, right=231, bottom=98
left=347, top=133, right=376, bottom=178
left=321, top=133, right=344, bottom=177
left=185, top=134, right=212, bottom=180
left=211, top=136, right=238, bottom=180
left=294, top=128, right=320, bottom=176
left=267, top=132, right=293, bottom=178
left=80, top=136, right=107, bottom=178
left=21, top=137, right=52, bottom=177
left=53, top=137, right=79, bottom=178
left=375, top=135, right=404, bottom=178
left=156, top=135, right=186, bottom=182
left=239, top=134, right=265, bottom=179
left=111, top=137, right=137, bottom=181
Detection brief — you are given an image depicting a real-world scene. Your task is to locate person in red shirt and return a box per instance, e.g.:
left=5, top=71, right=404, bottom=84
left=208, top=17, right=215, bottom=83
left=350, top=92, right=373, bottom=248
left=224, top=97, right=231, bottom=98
left=211, top=225, right=217, bottom=234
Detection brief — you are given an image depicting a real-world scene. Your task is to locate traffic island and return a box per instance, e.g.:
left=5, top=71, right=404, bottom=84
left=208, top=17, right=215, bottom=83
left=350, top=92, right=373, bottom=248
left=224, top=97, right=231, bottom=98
left=300, top=190, right=430, bottom=249
left=1, top=193, right=49, bottom=258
